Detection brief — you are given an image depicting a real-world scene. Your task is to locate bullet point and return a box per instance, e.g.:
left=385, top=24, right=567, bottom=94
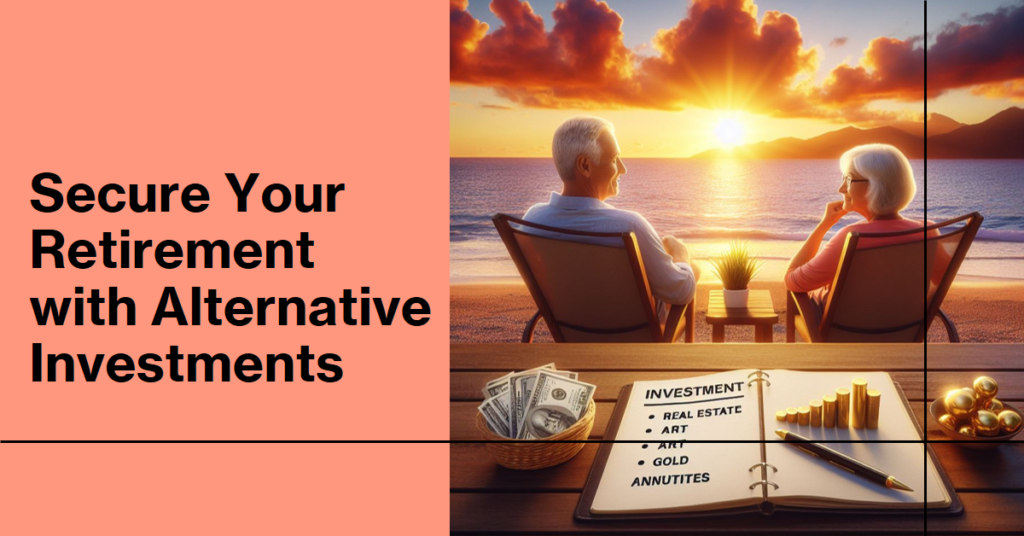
left=638, top=460, right=644, bottom=466
left=649, top=414, right=655, bottom=419
left=642, top=444, right=648, bottom=449
left=645, top=428, right=652, bottom=433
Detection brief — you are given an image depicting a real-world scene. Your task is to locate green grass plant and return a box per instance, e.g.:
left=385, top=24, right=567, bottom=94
left=710, top=242, right=763, bottom=291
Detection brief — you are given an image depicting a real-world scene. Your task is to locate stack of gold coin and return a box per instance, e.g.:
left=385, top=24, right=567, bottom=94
left=936, top=376, right=1023, bottom=437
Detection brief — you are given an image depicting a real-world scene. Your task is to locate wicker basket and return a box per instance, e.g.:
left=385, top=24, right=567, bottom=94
left=476, top=400, right=596, bottom=470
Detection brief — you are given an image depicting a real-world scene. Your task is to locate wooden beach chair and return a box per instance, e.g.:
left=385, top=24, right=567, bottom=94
left=492, top=214, right=695, bottom=343
left=786, top=212, right=983, bottom=343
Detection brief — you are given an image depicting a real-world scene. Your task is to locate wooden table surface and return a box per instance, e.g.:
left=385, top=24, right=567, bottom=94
left=705, top=289, right=779, bottom=342
left=451, top=343, right=1024, bottom=534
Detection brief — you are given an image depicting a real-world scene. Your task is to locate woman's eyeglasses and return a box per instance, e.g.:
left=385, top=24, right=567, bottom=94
left=842, top=174, right=869, bottom=188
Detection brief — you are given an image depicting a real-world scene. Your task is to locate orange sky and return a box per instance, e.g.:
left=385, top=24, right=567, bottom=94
left=450, top=0, right=1024, bottom=157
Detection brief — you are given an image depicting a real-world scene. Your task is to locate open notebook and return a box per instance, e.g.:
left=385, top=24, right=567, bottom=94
left=577, top=370, right=959, bottom=518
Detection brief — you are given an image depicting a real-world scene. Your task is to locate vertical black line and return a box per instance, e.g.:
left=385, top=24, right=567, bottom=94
left=922, top=1, right=929, bottom=532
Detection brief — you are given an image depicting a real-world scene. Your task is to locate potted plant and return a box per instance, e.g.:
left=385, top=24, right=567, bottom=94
left=710, top=242, right=763, bottom=308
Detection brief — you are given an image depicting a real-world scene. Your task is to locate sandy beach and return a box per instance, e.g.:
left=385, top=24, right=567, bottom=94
left=451, top=281, right=1024, bottom=343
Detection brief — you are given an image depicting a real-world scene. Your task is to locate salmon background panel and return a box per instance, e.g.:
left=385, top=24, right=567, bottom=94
left=0, top=1, right=449, bottom=532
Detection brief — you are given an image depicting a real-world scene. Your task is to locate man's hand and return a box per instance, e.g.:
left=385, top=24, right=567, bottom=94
left=662, top=235, right=690, bottom=264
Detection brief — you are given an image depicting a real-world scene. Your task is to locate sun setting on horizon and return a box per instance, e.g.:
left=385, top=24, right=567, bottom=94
left=451, top=0, right=1024, bottom=157
left=714, top=117, right=746, bottom=148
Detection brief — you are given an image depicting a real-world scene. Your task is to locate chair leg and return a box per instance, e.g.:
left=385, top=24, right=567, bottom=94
left=685, top=300, right=695, bottom=343
left=786, top=293, right=795, bottom=343
left=522, top=310, right=541, bottom=343
left=937, top=309, right=960, bottom=343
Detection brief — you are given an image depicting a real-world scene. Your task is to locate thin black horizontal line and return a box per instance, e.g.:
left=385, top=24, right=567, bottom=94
left=1, top=440, right=450, bottom=444
left=643, top=395, right=745, bottom=406
left=4, top=440, right=1015, bottom=444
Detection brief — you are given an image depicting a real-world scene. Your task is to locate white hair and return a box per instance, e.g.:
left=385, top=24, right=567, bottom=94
left=839, top=144, right=916, bottom=216
left=552, top=116, right=614, bottom=182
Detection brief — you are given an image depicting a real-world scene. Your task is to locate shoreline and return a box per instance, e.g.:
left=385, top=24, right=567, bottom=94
left=451, top=281, right=1024, bottom=343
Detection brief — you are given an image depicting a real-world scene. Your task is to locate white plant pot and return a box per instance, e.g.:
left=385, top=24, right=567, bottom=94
left=723, top=288, right=749, bottom=308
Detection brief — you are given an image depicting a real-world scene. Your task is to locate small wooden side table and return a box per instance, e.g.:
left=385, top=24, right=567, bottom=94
left=705, top=289, right=779, bottom=343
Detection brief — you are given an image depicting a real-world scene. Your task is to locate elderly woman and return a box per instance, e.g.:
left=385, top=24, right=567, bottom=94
left=785, top=144, right=927, bottom=316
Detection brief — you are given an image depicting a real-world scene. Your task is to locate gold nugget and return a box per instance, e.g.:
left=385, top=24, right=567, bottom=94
left=810, top=400, right=823, bottom=427
left=852, top=378, right=868, bottom=429
left=836, top=388, right=851, bottom=428
left=937, top=414, right=958, bottom=430
left=787, top=407, right=798, bottom=423
left=776, top=410, right=787, bottom=422
left=866, top=389, right=880, bottom=430
left=823, top=394, right=837, bottom=428
left=973, top=376, right=998, bottom=403
left=998, top=410, right=1022, bottom=435
left=958, top=424, right=977, bottom=437
left=985, top=398, right=1004, bottom=413
left=944, top=389, right=975, bottom=420
left=798, top=406, right=810, bottom=426
left=973, top=410, right=1001, bottom=437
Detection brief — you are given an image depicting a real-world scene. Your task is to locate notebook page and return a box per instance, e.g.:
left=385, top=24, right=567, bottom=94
left=762, top=371, right=949, bottom=508
left=591, top=370, right=765, bottom=514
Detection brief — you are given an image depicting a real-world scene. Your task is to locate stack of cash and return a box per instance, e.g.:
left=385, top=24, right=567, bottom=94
left=478, top=363, right=596, bottom=440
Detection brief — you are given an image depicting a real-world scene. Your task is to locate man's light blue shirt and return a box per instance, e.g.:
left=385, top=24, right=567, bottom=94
left=522, top=192, right=696, bottom=307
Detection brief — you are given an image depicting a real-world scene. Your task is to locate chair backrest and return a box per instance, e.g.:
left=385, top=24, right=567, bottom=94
left=492, top=214, right=662, bottom=342
left=820, top=213, right=983, bottom=342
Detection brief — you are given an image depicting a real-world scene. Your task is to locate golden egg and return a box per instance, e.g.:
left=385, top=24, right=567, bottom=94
left=998, top=410, right=1023, bottom=435
left=985, top=398, right=1004, bottom=413
left=958, top=425, right=977, bottom=437
left=944, top=390, right=976, bottom=420
left=973, top=376, right=998, bottom=402
left=972, top=410, right=1001, bottom=437
left=937, top=414, right=959, bottom=430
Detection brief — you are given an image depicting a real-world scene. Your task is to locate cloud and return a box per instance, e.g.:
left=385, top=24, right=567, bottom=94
left=926, top=2, right=1024, bottom=98
left=480, top=104, right=513, bottom=110
left=450, top=0, right=917, bottom=122
left=829, top=37, right=848, bottom=47
left=970, top=80, right=1024, bottom=102
left=819, top=36, right=924, bottom=105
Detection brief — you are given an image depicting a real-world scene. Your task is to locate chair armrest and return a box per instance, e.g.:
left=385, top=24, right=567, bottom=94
left=935, top=309, right=960, bottom=343
left=788, top=291, right=822, bottom=343
left=663, top=300, right=694, bottom=343
left=521, top=310, right=542, bottom=343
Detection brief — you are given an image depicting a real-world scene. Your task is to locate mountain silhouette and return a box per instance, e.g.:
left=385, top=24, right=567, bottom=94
left=690, top=108, right=1023, bottom=159
left=892, top=113, right=964, bottom=137
left=690, top=126, right=923, bottom=159
left=928, top=107, right=1024, bottom=158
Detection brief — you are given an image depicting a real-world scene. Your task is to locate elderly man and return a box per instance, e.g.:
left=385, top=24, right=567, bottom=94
left=523, top=116, right=699, bottom=317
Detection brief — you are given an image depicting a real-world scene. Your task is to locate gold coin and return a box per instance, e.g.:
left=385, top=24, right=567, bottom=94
left=776, top=410, right=787, bottom=422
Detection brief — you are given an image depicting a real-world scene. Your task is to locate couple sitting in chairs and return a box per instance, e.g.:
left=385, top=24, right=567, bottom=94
left=494, top=117, right=981, bottom=343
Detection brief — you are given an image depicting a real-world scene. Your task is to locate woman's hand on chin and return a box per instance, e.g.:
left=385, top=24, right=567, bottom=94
left=820, top=200, right=849, bottom=229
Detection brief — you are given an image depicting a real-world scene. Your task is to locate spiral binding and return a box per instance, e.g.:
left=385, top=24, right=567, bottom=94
left=748, top=369, right=778, bottom=506
left=748, top=462, right=778, bottom=473
left=747, top=370, right=771, bottom=387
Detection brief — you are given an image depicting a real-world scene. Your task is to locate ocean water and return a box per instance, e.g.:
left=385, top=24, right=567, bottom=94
left=450, top=158, right=1024, bottom=282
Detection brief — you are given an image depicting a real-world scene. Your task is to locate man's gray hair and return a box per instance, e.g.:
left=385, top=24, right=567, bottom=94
left=552, top=116, right=614, bottom=181
left=839, top=144, right=916, bottom=216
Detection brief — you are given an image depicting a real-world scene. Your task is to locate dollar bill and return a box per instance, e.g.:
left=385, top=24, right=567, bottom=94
left=481, top=363, right=556, bottom=399
left=478, top=397, right=511, bottom=437
left=509, top=368, right=577, bottom=440
left=509, top=369, right=579, bottom=438
left=517, top=371, right=595, bottom=440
